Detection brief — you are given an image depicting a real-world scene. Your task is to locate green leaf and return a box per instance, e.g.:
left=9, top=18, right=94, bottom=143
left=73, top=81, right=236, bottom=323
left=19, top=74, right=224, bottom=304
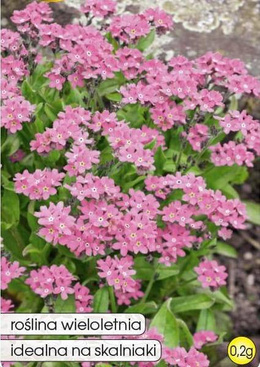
left=125, top=301, right=158, bottom=315
left=105, top=92, right=122, bottom=102
left=136, top=30, right=156, bottom=51
left=106, top=32, right=120, bottom=51
left=1, top=134, right=20, bottom=156
left=93, top=286, right=109, bottom=312
left=150, top=299, right=179, bottom=347
left=177, top=319, right=194, bottom=349
left=55, top=294, right=76, bottom=313
left=44, top=104, right=58, bottom=122
left=154, top=147, right=167, bottom=175
left=243, top=200, right=260, bottom=225
left=98, top=73, right=125, bottom=96
left=155, top=361, right=168, bottom=367
left=122, top=175, right=145, bottom=192
left=171, top=294, right=214, bottom=313
left=204, top=165, right=248, bottom=190
left=214, top=241, right=237, bottom=258
left=156, top=264, right=179, bottom=280
left=27, top=201, right=38, bottom=232
left=220, top=184, right=239, bottom=199
left=1, top=190, right=20, bottom=230
left=212, top=289, right=233, bottom=309
left=196, top=309, right=217, bottom=332
left=117, top=104, right=147, bottom=128
left=163, top=160, right=176, bottom=173
left=134, top=256, right=153, bottom=280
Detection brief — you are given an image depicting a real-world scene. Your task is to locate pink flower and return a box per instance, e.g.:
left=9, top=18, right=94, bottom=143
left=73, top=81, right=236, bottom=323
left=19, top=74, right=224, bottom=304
left=64, top=144, right=100, bottom=176
left=186, top=124, right=209, bottom=152
left=194, top=259, right=228, bottom=289
left=1, top=257, right=25, bottom=290
left=109, top=14, right=150, bottom=44
left=151, top=102, right=186, bottom=130
left=1, top=96, right=35, bottom=133
left=115, top=280, right=143, bottom=305
left=1, top=29, right=21, bottom=53
left=35, top=202, right=75, bottom=245
left=14, top=169, right=65, bottom=200
left=97, top=255, right=137, bottom=293
left=116, top=47, right=143, bottom=80
left=183, top=347, right=210, bottom=367
left=210, top=142, right=255, bottom=167
left=81, top=0, right=116, bottom=18
left=1, top=297, right=14, bottom=313
left=26, top=265, right=75, bottom=300
left=144, top=8, right=173, bottom=31
left=74, top=283, right=93, bottom=313
left=9, top=149, right=26, bottom=163
left=11, top=1, right=53, bottom=37
left=193, top=330, right=218, bottom=349
left=2, top=55, right=28, bottom=84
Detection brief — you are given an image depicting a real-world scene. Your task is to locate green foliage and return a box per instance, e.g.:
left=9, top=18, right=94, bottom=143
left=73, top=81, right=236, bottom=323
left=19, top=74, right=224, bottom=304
left=243, top=200, right=260, bottom=225
left=125, top=301, right=158, bottom=315
left=1, top=190, right=20, bottom=230
left=55, top=295, right=76, bottom=313
left=171, top=294, right=214, bottom=313
left=93, top=287, right=110, bottom=312
left=151, top=299, right=179, bottom=347
left=136, top=30, right=156, bottom=51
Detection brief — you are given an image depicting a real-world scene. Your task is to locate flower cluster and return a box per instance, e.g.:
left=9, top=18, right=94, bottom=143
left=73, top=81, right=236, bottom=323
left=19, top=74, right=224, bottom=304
left=81, top=0, right=116, bottom=18
left=14, top=169, right=65, bottom=200
left=11, top=1, right=53, bottom=38
left=185, top=124, right=209, bottom=152
left=193, top=331, right=218, bottom=349
left=194, top=260, right=228, bottom=289
left=1, top=297, right=14, bottom=313
left=35, top=202, right=75, bottom=244
left=9, top=149, right=26, bottom=163
left=65, top=173, right=120, bottom=201
left=163, top=346, right=210, bottom=367
left=1, top=1, right=260, bottom=366
left=74, top=283, right=93, bottom=313
left=1, top=96, right=35, bottom=133
left=151, top=102, right=186, bottom=131
left=30, top=106, right=92, bottom=153
left=26, top=265, right=75, bottom=300
left=97, top=256, right=137, bottom=293
left=210, top=110, right=260, bottom=167
left=1, top=257, right=25, bottom=290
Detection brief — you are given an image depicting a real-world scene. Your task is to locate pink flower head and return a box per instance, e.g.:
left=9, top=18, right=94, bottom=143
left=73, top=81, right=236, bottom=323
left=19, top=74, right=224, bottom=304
left=144, top=8, right=173, bottom=31
left=186, top=124, right=209, bottom=152
left=194, top=259, right=228, bottom=289
left=193, top=330, right=218, bottom=349
left=11, top=1, right=53, bottom=37
left=109, top=14, right=150, bottom=44
left=81, top=0, right=116, bottom=18
left=1, top=257, right=25, bottom=290
left=14, top=169, right=65, bottom=200
left=26, top=264, right=75, bottom=300
left=9, top=149, right=26, bottom=163
left=35, top=202, right=75, bottom=245
left=97, top=255, right=137, bottom=293
left=65, top=144, right=100, bottom=176
left=74, top=283, right=93, bottom=312
left=1, top=297, right=14, bottom=313
left=1, top=96, right=35, bottom=133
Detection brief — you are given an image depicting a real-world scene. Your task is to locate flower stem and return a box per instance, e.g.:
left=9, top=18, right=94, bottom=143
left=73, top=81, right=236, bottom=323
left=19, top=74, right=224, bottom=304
left=108, top=286, right=117, bottom=313
left=140, top=263, right=159, bottom=304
